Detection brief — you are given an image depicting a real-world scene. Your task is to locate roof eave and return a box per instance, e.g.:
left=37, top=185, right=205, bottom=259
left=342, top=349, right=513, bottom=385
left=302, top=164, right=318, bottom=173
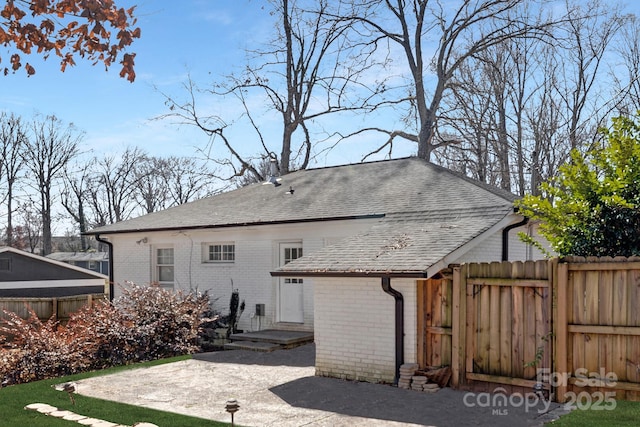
left=83, top=214, right=385, bottom=236
left=270, top=270, right=429, bottom=278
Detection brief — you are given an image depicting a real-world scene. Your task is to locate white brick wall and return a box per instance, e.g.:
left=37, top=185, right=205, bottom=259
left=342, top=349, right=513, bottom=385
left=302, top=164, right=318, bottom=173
left=105, top=215, right=546, bottom=385
left=314, top=277, right=417, bottom=384
left=106, top=219, right=377, bottom=332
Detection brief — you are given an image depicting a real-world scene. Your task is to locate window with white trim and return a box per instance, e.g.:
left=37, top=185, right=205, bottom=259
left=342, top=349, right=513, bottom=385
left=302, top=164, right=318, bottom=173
left=154, top=246, right=174, bottom=289
left=203, top=243, right=235, bottom=263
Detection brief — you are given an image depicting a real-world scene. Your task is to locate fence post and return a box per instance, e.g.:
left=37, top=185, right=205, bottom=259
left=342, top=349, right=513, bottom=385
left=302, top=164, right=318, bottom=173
left=451, top=266, right=460, bottom=387
left=555, top=261, right=569, bottom=403
left=417, top=280, right=426, bottom=368
left=451, top=264, right=466, bottom=387
left=51, top=298, right=58, bottom=323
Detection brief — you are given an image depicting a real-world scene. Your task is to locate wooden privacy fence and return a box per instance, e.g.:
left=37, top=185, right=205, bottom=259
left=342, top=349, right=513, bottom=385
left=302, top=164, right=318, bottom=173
left=0, top=294, right=106, bottom=324
left=556, top=258, right=640, bottom=401
left=419, top=257, right=640, bottom=402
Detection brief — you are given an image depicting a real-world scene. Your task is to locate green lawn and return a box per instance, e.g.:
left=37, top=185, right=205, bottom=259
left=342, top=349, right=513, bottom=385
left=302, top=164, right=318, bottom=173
left=547, top=400, right=640, bottom=426
left=0, top=356, right=230, bottom=427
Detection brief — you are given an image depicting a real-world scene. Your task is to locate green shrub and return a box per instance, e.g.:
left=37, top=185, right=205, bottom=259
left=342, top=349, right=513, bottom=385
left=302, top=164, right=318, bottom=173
left=517, top=115, right=640, bottom=257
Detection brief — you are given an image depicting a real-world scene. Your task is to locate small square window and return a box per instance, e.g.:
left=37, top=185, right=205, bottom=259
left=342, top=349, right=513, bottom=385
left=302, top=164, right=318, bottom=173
left=204, top=243, right=235, bottom=262
left=0, top=258, right=11, bottom=271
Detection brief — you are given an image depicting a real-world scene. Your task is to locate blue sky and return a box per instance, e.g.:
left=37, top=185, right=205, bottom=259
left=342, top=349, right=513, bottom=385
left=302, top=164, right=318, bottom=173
left=1, top=1, right=639, bottom=169
left=0, top=1, right=290, bottom=160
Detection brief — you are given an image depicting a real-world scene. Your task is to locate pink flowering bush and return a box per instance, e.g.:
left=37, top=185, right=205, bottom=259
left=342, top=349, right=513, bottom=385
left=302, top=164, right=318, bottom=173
left=0, top=283, right=210, bottom=385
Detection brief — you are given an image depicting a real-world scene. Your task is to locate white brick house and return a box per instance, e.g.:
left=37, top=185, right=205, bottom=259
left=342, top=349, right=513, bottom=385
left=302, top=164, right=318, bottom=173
left=87, top=157, right=542, bottom=382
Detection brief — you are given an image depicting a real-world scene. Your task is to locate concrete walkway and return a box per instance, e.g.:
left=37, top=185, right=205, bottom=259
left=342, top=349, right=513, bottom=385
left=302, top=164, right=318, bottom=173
left=74, top=344, right=566, bottom=427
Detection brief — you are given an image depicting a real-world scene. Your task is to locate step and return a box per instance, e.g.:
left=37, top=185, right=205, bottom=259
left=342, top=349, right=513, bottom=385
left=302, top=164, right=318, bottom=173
left=224, top=341, right=283, bottom=352
left=229, top=330, right=313, bottom=346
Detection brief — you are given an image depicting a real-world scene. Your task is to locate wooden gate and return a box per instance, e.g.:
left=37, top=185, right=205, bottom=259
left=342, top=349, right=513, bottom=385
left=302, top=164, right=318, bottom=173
left=419, top=260, right=553, bottom=394
left=457, top=261, right=552, bottom=393
left=555, top=259, right=640, bottom=401
left=417, top=274, right=453, bottom=369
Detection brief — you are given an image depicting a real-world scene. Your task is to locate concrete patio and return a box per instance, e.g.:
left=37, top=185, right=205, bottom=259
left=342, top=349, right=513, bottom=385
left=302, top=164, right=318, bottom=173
left=73, top=344, right=566, bottom=426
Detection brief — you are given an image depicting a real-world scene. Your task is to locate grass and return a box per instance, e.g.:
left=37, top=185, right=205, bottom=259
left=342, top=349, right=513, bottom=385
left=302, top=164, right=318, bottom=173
left=0, top=355, right=230, bottom=427
left=547, top=399, right=640, bottom=426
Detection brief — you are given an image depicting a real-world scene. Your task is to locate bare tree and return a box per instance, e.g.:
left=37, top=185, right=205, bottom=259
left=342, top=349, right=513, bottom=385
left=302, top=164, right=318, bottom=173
left=87, top=147, right=145, bottom=226
left=339, top=0, right=558, bottom=161
left=22, top=115, right=81, bottom=255
left=610, top=14, right=640, bottom=116
left=0, top=112, right=26, bottom=247
left=15, top=201, right=42, bottom=253
left=162, top=0, right=385, bottom=182
left=437, top=18, right=548, bottom=196
left=556, top=0, right=625, bottom=150
left=434, top=0, right=626, bottom=197
left=162, top=156, right=216, bottom=204
left=62, top=158, right=96, bottom=250
left=133, top=155, right=168, bottom=214
left=132, top=155, right=217, bottom=214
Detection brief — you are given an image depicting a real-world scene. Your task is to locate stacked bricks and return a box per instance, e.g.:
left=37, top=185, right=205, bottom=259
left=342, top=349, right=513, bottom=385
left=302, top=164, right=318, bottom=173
left=398, top=363, right=418, bottom=389
left=410, top=375, right=427, bottom=391
left=397, top=363, right=441, bottom=393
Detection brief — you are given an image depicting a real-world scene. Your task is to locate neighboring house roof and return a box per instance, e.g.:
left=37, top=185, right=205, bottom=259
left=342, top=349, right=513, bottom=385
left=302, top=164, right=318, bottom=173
left=0, top=247, right=108, bottom=281
left=46, top=251, right=109, bottom=263
left=87, top=157, right=516, bottom=235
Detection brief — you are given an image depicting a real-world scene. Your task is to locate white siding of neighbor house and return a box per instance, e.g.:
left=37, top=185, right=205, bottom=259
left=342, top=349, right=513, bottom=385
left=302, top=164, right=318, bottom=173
left=314, top=277, right=417, bottom=384
left=455, top=222, right=547, bottom=263
left=106, top=218, right=379, bottom=332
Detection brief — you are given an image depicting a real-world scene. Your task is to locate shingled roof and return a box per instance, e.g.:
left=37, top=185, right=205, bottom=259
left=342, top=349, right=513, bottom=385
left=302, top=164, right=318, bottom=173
left=272, top=205, right=515, bottom=277
left=87, top=157, right=516, bottom=235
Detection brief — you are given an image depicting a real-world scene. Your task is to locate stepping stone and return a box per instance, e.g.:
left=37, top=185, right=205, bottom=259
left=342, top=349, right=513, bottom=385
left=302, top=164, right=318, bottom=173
left=25, top=403, right=56, bottom=411
left=63, top=413, right=88, bottom=421
left=77, top=417, right=104, bottom=425
left=50, top=410, right=74, bottom=418
left=36, top=405, right=58, bottom=414
left=90, top=421, right=118, bottom=427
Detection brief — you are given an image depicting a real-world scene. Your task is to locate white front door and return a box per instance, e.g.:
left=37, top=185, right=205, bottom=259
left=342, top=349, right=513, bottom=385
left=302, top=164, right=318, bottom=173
left=278, top=243, right=304, bottom=323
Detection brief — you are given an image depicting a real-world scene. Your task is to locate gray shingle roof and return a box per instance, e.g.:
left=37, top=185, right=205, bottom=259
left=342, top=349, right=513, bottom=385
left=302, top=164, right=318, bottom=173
left=273, top=206, right=514, bottom=276
left=87, top=157, right=516, bottom=234
left=46, top=252, right=109, bottom=262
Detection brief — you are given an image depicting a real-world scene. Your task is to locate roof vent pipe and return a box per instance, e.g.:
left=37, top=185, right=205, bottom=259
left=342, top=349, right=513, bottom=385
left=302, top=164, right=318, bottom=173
left=381, top=277, right=404, bottom=384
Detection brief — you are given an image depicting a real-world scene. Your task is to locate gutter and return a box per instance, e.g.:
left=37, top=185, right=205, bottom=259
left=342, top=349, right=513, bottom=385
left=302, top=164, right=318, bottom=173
left=271, top=270, right=427, bottom=278
left=502, top=216, right=529, bottom=261
left=381, top=277, right=404, bottom=385
left=95, top=234, right=114, bottom=301
left=82, top=214, right=385, bottom=237
left=271, top=270, right=408, bottom=383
